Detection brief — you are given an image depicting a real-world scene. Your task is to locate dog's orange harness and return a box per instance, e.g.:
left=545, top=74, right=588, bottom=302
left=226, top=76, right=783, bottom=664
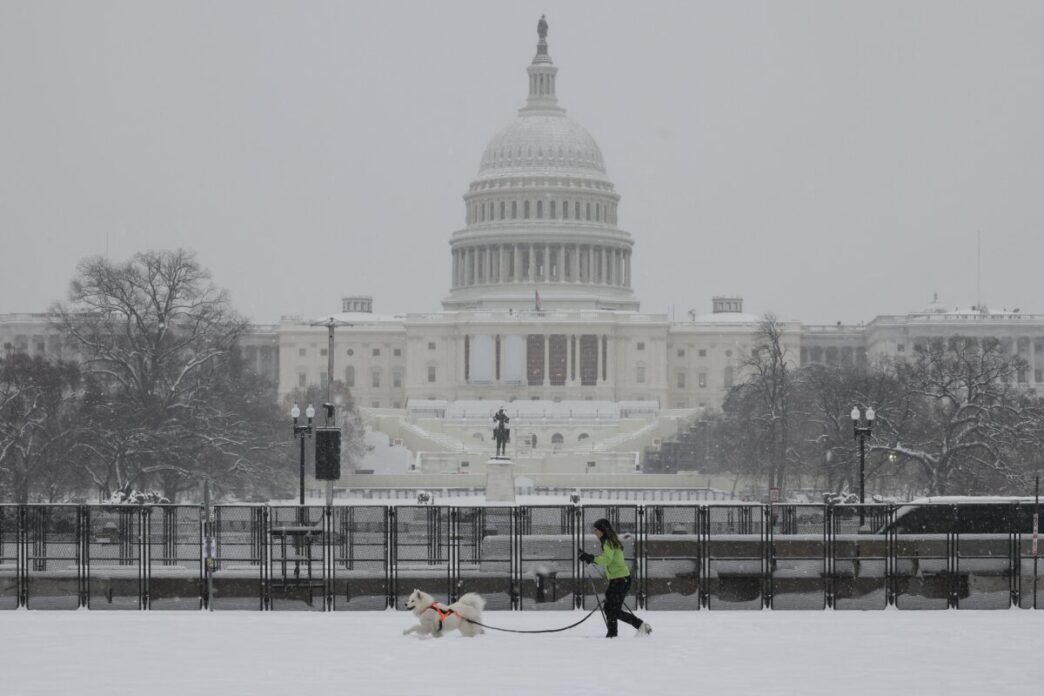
left=423, top=602, right=462, bottom=632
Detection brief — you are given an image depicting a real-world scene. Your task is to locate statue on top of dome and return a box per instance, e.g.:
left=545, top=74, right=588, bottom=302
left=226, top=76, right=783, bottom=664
left=537, top=14, right=548, bottom=41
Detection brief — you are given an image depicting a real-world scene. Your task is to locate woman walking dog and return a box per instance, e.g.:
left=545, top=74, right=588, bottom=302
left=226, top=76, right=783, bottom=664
left=578, top=518, right=652, bottom=638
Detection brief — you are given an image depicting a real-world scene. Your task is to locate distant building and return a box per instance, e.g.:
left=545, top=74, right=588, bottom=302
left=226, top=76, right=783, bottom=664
left=3, top=20, right=1043, bottom=478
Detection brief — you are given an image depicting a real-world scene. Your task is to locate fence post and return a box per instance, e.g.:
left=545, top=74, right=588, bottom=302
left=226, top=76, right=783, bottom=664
left=636, top=506, right=646, bottom=610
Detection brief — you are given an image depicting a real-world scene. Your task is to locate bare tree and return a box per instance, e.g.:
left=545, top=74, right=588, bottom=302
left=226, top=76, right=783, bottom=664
left=739, top=314, right=799, bottom=494
left=52, top=249, right=284, bottom=499
left=0, top=354, right=83, bottom=503
left=878, top=336, right=1038, bottom=495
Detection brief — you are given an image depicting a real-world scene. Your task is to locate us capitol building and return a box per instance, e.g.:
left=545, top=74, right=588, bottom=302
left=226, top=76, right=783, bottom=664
left=4, top=19, right=1044, bottom=489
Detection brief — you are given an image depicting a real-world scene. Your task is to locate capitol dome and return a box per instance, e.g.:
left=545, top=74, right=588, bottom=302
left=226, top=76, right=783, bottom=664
left=443, top=16, right=638, bottom=312
left=478, top=115, right=608, bottom=178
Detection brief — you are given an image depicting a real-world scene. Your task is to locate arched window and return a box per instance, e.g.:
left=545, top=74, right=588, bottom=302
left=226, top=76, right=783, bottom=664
left=596, top=204, right=601, bottom=222
left=574, top=201, right=580, bottom=219
left=550, top=200, right=556, bottom=219
left=500, top=201, right=505, bottom=219
left=551, top=433, right=564, bottom=449
left=524, top=200, right=530, bottom=219
left=511, top=201, right=517, bottom=219
left=577, top=433, right=590, bottom=442
left=586, top=202, right=591, bottom=220
left=472, top=432, right=484, bottom=442
left=563, top=201, right=569, bottom=219
left=536, top=200, right=543, bottom=218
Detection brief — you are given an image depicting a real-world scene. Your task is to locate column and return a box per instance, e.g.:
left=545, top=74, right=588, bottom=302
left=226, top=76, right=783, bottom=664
left=557, top=245, right=565, bottom=282
left=543, top=334, right=550, bottom=386
left=624, top=251, right=631, bottom=287
left=544, top=243, right=551, bottom=281
left=601, top=247, right=608, bottom=285
left=573, top=244, right=580, bottom=282
left=514, top=243, right=522, bottom=281
left=588, top=246, right=595, bottom=283
left=452, top=250, right=458, bottom=288
left=527, top=243, right=536, bottom=281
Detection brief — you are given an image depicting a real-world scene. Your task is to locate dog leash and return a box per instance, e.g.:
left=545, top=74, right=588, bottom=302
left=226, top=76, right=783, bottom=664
left=462, top=565, right=606, bottom=635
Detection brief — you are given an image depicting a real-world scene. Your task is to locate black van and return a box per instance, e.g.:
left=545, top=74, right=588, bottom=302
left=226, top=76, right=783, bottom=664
left=877, top=497, right=1042, bottom=535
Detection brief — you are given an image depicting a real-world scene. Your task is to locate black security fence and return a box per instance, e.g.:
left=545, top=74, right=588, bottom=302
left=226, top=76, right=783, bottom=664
left=0, top=502, right=1042, bottom=611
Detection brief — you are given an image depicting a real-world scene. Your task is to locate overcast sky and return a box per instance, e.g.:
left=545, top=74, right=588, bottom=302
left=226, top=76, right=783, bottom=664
left=2, top=1, right=1042, bottom=325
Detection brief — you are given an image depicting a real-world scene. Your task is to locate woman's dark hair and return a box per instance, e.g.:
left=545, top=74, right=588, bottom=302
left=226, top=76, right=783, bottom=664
left=592, top=518, right=622, bottom=550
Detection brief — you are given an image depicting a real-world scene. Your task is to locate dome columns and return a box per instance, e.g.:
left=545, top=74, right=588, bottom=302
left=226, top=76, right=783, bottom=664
left=451, top=241, right=632, bottom=290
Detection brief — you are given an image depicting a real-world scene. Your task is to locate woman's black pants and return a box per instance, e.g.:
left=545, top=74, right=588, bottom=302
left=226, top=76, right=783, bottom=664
left=603, top=577, right=642, bottom=637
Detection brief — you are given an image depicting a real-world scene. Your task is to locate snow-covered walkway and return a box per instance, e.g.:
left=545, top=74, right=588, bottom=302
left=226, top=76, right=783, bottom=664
left=2, top=609, right=1042, bottom=695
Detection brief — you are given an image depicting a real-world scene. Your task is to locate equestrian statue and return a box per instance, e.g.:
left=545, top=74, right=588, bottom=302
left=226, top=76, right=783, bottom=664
left=492, top=407, right=510, bottom=458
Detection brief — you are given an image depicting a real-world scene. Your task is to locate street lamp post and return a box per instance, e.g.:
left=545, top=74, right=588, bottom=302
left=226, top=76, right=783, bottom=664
left=310, top=316, right=353, bottom=506
left=850, top=405, right=876, bottom=525
left=291, top=402, right=316, bottom=505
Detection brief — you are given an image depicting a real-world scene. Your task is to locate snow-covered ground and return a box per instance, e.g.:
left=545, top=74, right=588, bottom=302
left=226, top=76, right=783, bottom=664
left=2, top=610, right=1042, bottom=695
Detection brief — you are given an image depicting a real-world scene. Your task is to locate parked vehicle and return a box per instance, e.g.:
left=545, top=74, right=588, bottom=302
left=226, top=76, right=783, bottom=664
left=877, top=497, right=1042, bottom=534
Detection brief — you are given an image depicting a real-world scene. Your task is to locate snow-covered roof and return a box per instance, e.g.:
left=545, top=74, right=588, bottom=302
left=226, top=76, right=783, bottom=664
left=689, top=312, right=762, bottom=324
left=309, top=312, right=406, bottom=325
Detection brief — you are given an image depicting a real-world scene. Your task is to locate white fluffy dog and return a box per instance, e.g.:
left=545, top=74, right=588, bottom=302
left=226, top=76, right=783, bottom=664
left=402, top=589, right=486, bottom=638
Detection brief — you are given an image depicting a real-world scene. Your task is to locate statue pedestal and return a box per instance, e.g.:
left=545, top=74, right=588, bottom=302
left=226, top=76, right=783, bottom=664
left=485, top=458, right=515, bottom=503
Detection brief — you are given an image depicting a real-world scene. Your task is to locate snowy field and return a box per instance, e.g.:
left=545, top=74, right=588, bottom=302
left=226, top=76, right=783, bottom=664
left=2, top=610, right=1043, bottom=695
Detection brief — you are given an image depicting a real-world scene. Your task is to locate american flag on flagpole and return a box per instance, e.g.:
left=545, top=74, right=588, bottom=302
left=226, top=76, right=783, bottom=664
left=535, top=289, right=542, bottom=311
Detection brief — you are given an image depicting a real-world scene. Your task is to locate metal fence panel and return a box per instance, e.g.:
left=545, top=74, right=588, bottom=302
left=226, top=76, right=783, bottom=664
left=267, top=506, right=327, bottom=611
left=85, top=506, right=144, bottom=609
left=146, top=505, right=203, bottom=610
left=831, top=505, right=891, bottom=610
left=0, top=505, right=18, bottom=609
left=391, top=506, right=450, bottom=608
left=211, top=506, right=266, bottom=610
left=769, top=505, right=827, bottom=610
left=642, top=506, right=701, bottom=610
left=331, top=506, right=388, bottom=610
left=456, top=506, right=515, bottom=610
left=518, top=506, right=576, bottom=610
left=706, top=505, right=767, bottom=610
left=24, top=505, right=82, bottom=610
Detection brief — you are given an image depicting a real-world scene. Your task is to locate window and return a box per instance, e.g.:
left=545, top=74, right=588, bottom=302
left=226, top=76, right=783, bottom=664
left=298, top=373, right=307, bottom=388
left=428, top=341, right=436, bottom=350
left=298, top=348, right=307, bottom=357
left=586, top=202, right=591, bottom=220
left=371, top=371, right=381, bottom=388
left=320, top=348, right=327, bottom=357
left=346, top=348, right=354, bottom=356
left=636, top=365, right=646, bottom=383
left=677, top=372, right=686, bottom=388
left=698, top=349, right=707, bottom=357
left=393, top=402, right=401, bottom=409
left=345, top=366, right=355, bottom=387
left=393, top=371, right=402, bottom=388
left=428, top=365, right=437, bottom=383
left=511, top=201, right=517, bottom=219
left=637, top=342, right=645, bottom=351
left=1036, top=369, right=1042, bottom=383
left=698, top=373, right=707, bottom=388
left=372, top=348, right=380, bottom=357
left=320, top=372, right=327, bottom=385
left=550, top=200, right=556, bottom=219
left=371, top=401, right=380, bottom=408
left=897, top=344, right=906, bottom=353
left=725, top=349, right=732, bottom=357
left=393, top=348, right=401, bottom=357
left=536, top=200, right=543, bottom=218
left=574, top=201, right=580, bottom=219
left=500, top=201, right=505, bottom=219
left=677, top=348, right=685, bottom=357
left=563, top=201, right=570, bottom=219
left=524, top=200, right=530, bottom=218
left=724, top=366, right=734, bottom=388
